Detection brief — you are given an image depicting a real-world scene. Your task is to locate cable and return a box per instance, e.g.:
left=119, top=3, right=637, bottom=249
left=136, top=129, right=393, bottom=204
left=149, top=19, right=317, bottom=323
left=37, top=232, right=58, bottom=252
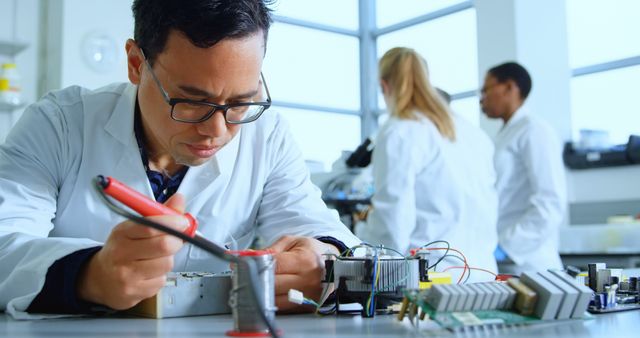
left=418, top=240, right=451, bottom=270
left=439, top=254, right=471, bottom=284
left=442, top=266, right=497, bottom=279
left=418, top=247, right=469, bottom=284
left=94, top=179, right=281, bottom=338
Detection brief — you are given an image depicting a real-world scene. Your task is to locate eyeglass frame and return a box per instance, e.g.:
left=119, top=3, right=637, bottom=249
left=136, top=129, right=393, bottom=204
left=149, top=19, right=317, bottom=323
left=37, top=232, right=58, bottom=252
left=139, top=48, right=271, bottom=124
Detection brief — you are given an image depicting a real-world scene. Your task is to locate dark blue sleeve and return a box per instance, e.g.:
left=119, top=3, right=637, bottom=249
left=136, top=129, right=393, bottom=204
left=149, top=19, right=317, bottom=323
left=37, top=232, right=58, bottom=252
left=316, top=236, right=351, bottom=256
left=27, top=246, right=112, bottom=314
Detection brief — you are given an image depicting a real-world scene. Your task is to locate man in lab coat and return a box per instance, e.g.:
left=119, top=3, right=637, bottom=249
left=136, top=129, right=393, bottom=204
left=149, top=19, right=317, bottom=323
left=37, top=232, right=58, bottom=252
left=0, top=0, right=359, bottom=318
left=480, top=62, right=567, bottom=273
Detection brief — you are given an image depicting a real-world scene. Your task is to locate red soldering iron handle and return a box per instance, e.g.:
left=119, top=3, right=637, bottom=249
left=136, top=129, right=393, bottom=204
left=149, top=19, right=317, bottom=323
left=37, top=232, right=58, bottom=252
left=97, top=175, right=198, bottom=237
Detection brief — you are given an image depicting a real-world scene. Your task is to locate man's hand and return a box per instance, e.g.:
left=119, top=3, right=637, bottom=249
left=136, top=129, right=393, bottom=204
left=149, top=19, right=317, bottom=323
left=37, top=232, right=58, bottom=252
left=265, top=235, right=340, bottom=312
left=77, top=193, right=189, bottom=310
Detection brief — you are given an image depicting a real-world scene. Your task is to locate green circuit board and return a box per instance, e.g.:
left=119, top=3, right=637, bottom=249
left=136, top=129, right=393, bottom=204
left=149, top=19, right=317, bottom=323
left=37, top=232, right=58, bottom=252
left=402, top=289, right=592, bottom=331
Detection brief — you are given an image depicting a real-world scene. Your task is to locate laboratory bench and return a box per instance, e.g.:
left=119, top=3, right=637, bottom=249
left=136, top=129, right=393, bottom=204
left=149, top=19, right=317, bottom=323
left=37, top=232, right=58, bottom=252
left=559, top=223, right=640, bottom=269
left=1, top=309, right=638, bottom=338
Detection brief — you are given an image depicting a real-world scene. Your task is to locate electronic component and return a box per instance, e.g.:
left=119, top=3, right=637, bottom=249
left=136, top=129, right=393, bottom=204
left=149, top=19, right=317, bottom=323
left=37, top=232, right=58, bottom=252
left=520, top=272, right=563, bottom=320
left=419, top=271, right=453, bottom=289
left=426, top=284, right=450, bottom=312
left=398, top=269, right=594, bottom=332
left=588, top=263, right=606, bottom=291
left=332, top=255, right=425, bottom=317
left=547, top=269, right=593, bottom=318
left=507, top=277, right=537, bottom=316
left=127, top=272, right=231, bottom=318
left=538, top=271, right=579, bottom=320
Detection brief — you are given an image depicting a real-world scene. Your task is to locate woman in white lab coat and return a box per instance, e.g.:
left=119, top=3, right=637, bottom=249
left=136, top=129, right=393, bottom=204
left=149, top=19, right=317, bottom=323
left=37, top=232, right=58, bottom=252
left=354, top=47, right=498, bottom=282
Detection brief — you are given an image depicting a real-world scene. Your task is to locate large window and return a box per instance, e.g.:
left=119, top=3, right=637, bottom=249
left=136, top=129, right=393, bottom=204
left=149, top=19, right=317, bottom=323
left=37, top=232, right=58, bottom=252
left=376, top=6, right=479, bottom=126
left=264, top=1, right=360, bottom=171
left=376, top=0, right=468, bottom=28
left=566, top=0, right=640, bottom=144
left=264, top=23, right=360, bottom=110
left=264, top=0, right=479, bottom=171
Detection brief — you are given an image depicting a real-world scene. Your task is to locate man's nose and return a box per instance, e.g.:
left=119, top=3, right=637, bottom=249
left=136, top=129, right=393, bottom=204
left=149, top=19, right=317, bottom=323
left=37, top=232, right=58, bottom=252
left=195, top=110, right=227, bottom=137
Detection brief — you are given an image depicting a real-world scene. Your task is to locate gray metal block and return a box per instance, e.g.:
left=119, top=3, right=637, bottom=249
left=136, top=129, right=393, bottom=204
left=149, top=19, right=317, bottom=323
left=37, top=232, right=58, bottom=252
left=495, top=282, right=517, bottom=310
left=489, top=282, right=509, bottom=309
left=128, top=272, right=232, bottom=318
left=521, top=272, right=563, bottom=320
left=460, top=285, right=476, bottom=311
left=465, top=284, right=483, bottom=311
left=445, top=284, right=462, bottom=312
left=538, top=271, right=579, bottom=320
left=481, top=282, right=500, bottom=310
left=474, top=283, right=494, bottom=310
left=427, top=284, right=451, bottom=312
left=548, top=269, right=594, bottom=318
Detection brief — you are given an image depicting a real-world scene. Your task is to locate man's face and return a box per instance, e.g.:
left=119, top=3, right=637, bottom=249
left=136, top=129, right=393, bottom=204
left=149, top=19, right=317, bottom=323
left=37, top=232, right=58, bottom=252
left=479, top=74, right=509, bottom=120
left=135, top=31, right=265, bottom=167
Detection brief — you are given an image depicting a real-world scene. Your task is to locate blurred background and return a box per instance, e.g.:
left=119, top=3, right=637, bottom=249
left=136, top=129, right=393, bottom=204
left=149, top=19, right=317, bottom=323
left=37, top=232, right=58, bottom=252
left=0, top=0, right=639, bottom=266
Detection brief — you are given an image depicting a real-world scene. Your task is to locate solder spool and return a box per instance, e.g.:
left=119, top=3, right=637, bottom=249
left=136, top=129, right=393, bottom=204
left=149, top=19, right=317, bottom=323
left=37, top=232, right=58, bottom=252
left=226, top=250, right=278, bottom=337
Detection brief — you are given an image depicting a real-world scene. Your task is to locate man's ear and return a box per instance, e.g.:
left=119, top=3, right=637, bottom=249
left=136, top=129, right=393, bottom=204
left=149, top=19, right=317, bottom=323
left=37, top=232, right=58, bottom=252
left=125, top=39, right=144, bottom=85
left=505, top=79, right=520, bottom=97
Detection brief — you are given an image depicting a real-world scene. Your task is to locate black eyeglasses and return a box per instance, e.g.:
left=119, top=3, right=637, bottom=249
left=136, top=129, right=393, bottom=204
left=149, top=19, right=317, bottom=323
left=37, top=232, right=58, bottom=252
left=140, top=49, right=271, bottom=124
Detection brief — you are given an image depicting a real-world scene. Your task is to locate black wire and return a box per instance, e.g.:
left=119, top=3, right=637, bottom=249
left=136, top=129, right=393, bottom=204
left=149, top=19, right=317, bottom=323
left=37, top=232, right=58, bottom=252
left=94, top=178, right=281, bottom=338
left=419, top=240, right=451, bottom=269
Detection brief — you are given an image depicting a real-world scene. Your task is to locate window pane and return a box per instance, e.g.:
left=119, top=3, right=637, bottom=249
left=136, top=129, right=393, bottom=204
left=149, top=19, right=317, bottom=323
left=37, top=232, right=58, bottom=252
left=275, top=107, right=361, bottom=172
left=450, top=96, right=480, bottom=126
left=264, top=23, right=360, bottom=110
left=377, top=9, right=478, bottom=96
left=376, top=0, right=467, bottom=28
left=566, top=0, right=640, bottom=68
left=571, top=65, right=640, bottom=144
left=272, top=0, right=358, bottom=30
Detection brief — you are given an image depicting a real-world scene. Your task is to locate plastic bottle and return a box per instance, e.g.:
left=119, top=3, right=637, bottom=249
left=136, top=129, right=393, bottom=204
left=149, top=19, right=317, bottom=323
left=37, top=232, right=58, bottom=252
left=0, top=63, right=22, bottom=106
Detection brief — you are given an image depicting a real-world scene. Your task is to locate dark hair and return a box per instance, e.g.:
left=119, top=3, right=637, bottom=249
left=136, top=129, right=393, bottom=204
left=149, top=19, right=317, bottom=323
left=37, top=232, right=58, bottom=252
left=488, top=62, right=532, bottom=100
left=132, top=0, right=273, bottom=64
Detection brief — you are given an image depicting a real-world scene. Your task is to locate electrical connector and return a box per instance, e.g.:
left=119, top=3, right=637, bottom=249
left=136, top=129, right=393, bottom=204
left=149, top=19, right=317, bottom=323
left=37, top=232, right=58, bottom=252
left=288, top=289, right=304, bottom=305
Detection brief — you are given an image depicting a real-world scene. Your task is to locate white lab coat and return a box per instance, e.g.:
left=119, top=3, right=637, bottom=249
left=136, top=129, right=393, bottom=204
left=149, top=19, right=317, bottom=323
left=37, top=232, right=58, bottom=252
left=494, top=107, right=566, bottom=273
left=355, top=114, right=498, bottom=283
left=0, top=83, right=360, bottom=318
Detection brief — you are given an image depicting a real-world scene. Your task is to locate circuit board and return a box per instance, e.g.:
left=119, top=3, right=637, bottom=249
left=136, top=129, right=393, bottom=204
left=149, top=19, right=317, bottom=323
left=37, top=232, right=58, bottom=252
left=588, top=303, right=640, bottom=314
left=403, top=290, right=592, bottom=331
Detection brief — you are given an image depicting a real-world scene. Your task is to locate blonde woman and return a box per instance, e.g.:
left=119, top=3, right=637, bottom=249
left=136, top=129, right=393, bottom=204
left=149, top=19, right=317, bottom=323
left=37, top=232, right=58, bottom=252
left=355, top=47, right=498, bottom=282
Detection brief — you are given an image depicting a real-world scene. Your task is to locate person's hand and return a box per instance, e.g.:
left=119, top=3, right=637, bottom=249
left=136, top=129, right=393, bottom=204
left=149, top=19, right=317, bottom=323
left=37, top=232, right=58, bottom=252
left=77, top=193, right=189, bottom=310
left=265, top=235, right=340, bottom=313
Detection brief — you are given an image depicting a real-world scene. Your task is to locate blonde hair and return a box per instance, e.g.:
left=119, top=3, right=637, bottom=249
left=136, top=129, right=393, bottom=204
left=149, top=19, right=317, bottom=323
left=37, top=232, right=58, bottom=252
left=379, top=47, right=455, bottom=141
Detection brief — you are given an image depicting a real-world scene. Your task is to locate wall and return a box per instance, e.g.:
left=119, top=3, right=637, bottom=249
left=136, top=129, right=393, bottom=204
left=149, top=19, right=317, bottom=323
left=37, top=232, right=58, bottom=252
left=42, top=0, right=134, bottom=93
left=475, top=0, right=572, bottom=141
left=0, top=0, right=40, bottom=142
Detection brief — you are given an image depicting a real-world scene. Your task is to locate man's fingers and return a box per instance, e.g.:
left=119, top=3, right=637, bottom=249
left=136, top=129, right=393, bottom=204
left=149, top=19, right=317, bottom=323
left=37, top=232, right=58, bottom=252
left=130, top=235, right=184, bottom=260
left=273, top=250, right=324, bottom=275
left=119, top=215, right=190, bottom=239
left=264, top=235, right=298, bottom=254
left=164, top=193, right=186, bottom=214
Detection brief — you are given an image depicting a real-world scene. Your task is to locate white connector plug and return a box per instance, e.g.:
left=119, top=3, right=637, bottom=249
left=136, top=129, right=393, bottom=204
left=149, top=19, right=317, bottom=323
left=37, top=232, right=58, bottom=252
left=288, top=289, right=304, bottom=305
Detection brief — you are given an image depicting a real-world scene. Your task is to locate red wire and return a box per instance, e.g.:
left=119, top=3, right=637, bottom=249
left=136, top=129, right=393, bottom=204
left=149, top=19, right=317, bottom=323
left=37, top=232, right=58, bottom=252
left=442, top=266, right=498, bottom=278
left=417, top=247, right=469, bottom=284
